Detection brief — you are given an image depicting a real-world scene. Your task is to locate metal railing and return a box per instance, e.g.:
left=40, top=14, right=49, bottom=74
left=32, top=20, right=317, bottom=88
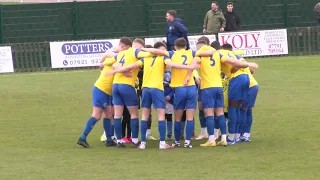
left=3, top=26, right=319, bottom=72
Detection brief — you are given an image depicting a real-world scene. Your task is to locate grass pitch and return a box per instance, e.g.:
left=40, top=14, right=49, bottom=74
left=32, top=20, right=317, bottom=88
left=1, top=56, right=320, bottom=180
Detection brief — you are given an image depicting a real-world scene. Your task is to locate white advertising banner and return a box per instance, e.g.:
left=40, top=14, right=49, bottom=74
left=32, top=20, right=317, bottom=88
left=218, top=29, right=288, bottom=57
left=0, top=46, right=14, bottom=73
left=144, top=37, right=166, bottom=46
left=50, top=39, right=120, bottom=68
left=144, top=34, right=217, bottom=51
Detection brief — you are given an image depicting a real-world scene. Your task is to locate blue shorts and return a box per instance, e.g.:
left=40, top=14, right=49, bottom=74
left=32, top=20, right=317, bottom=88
left=242, top=85, right=259, bottom=108
left=112, top=84, right=138, bottom=106
left=141, top=88, right=165, bottom=109
left=201, top=87, right=224, bottom=109
left=228, top=74, right=250, bottom=101
left=92, top=86, right=112, bottom=109
left=174, top=85, right=197, bottom=110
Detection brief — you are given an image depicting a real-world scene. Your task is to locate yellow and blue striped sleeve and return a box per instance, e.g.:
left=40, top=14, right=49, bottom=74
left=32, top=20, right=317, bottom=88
left=103, top=55, right=117, bottom=66
left=235, top=55, right=245, bottom=62
left=235, top=55, right=242, bottom=60
left=166, top=51, right=174, bottom=58
left=233, top=50, right=244, bottom=56
left=163, top=56, right=171, bottom=64
left=192, top=50, right=196, bottom=57
left=220, top=52, right=232, bottom=63
left=137, top=58, right=144, bottom=66
left=135, top=49, right=153, bottom=58
left=195, top=50, right=201, bottom=57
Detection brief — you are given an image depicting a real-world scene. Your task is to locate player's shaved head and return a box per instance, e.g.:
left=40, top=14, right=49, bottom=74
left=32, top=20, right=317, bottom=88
left=118, top=37, right=132, bottom=51
left=211, top=41, right=221, bottom=50
left=132, top=38, right=145, bottom=49
left=133, top=38, right=145, bottom=47
left=174, top=38, right=187, bottom=50
left=119, top=37, right=132, bottom=46
left=221, top=43, right=233, bottom=51
left=197, top=36, right=210, bottom=45
left=145, top=45, right=153, bottom=48
left=196, top=41, right=207, bottom=45
left=154, top=41, right=167, bottom=49
left=196, top=41, right=206, bottom=50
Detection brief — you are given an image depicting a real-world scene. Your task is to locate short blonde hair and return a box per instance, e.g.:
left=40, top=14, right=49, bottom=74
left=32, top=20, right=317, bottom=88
left=133, top=38, right=145, bottom=47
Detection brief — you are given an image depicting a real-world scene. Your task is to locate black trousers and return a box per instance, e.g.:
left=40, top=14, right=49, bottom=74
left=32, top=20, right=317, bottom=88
left=165, top=114, right=172, bottom=122
left=122, top=106, right=131, bottom=138
left=182, top=110, right=186, bottom=122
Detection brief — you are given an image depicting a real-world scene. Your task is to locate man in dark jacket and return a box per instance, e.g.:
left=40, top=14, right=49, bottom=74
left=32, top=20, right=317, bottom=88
left=224, top=2, right=240, bottom=31
left=166, top=10, right=190, bottom=50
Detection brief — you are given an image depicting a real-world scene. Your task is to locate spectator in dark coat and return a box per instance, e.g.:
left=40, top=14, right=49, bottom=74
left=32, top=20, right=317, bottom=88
left=224, top=2, right=240, bottom=31
left=166, top=10, right=190, bottom=50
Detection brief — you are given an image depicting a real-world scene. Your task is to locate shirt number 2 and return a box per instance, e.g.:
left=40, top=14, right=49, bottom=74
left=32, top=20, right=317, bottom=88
left=181, top=55, right=188, bottom=65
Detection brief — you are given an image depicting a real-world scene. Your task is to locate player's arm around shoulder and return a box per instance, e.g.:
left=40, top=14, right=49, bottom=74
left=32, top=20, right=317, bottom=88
left=243, top=59, right=259, bottom=73
left=100, top=56, right=117, bottom=70
left=236, top=55, right=259, bottom=72
left=105, top=61, right=142, bottom=77
left=221, top=53, right=250, bottom=68
left=223, top=58, right=248, bottom=68
left=135, top=49, right=154, bottom=58
left=100, top=51, right=116, bottom=63
left=141, top=47, right=169, bottom=56
left=195, top=48, right=216, bottom=57
left=100, top=46, right=122, bottom=63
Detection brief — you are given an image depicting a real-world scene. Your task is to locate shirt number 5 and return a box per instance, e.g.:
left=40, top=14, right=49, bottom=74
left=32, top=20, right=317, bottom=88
left=210, top=56, right=215, bottom=67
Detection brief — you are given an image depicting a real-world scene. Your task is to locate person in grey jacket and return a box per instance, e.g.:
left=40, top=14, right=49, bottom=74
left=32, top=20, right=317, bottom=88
left=203, top=1, right=226, bottom=34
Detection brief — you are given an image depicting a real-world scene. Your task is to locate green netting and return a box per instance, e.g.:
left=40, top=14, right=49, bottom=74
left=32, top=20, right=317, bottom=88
left=0, top=0, right=318, bottom=43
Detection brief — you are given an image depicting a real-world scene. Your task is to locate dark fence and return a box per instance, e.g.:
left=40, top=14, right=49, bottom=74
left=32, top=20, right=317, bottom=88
left=0, top=0, right=318, bottom=44
left=4, top=26, right=320, bottom=72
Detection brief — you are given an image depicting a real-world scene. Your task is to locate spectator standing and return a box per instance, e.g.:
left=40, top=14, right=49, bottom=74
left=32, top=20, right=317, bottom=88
left=166, top=10, right=190, bottom=50
left=203, top=1, right=226, bottom=36
left=224, top=2, right=240, bottom=31
left=315, top=2, right=320, bottom=25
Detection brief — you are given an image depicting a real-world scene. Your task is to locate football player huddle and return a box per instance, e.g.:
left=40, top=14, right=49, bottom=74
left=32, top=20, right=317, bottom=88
left=77, top=36, right=259, bottom=149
